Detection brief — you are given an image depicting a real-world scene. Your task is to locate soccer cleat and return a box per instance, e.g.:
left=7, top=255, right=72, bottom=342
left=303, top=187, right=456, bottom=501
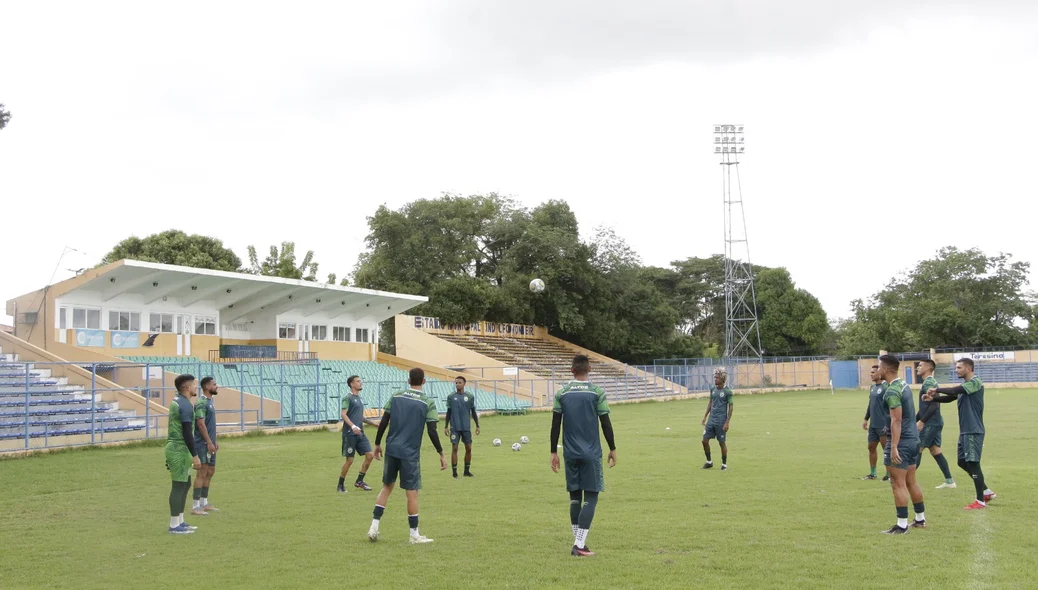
left=464, top=471, right=475, bottom=477
left=169, top=525, right=195, bottom=535
left=882, top=475, right=890, bottom=482
left=191, top=508, right=208, bottom=516
left=964, top=500, right=987, bottom=510
left=409, top=535, right=434, bottom=544
left=354, top=481, right=372, bottom=491
left=862, top=474, right=878, bottom=480
left=935, top=482, right=957, bottom=489
left=367, top=525, right=380, bottom=542
left=203, top=504, right=219, bottom=512
left=337, top=484, right=347, bottom=493
left=702, top=462, right=713, bottom=469
left=881, top=525, right=909, bottom=535
left=452, top=472, right=459, bottom=479
left=571, top=545, right=595, bottom=556
left=911, top=520, right=926, bottom=529
left=984, top=491, right=997, bottom=503
left=721, top=465, right=728, bottom=471
left=180, top=522, right=198, bottom=530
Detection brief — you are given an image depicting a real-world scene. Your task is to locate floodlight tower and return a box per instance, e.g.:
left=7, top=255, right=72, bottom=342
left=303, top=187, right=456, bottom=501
left=713, top=125, right=764, bottom=369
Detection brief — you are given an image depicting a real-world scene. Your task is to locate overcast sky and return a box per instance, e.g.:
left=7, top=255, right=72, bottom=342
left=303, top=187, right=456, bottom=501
left=2, top=0, right=1037, bottom=326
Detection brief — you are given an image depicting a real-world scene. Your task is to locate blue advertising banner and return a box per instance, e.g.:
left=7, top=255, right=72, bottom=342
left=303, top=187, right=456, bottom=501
left=110, top=331, right=140, bottom=349
left=75, top=329, right=106, bottom=348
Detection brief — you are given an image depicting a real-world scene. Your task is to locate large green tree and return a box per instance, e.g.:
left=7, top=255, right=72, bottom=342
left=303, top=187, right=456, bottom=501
left=754, top=267, right=829, bottom=355
left=0, top=104, right=10, bottom=131
left=246, top=242, right=320, bottom=281
left=838, top=247, right=1033, bottom=352
left=100, top=230, right=242, bottom=271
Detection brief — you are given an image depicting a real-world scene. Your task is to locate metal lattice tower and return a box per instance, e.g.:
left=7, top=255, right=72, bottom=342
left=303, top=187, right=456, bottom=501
left=714, top=125, right=763, bottom=363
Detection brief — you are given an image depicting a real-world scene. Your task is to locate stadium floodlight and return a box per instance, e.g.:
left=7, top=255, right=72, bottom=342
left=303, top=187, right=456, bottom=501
left=712, top=124, right=764, bottom=383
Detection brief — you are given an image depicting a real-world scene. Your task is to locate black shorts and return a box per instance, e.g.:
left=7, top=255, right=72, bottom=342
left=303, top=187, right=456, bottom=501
left=703, top=423, right=727, bottom=443
left=383, top=455, right=422, bottom=490
left=342, top=432, right=372, bottom=458
left=450, top=430, right=473, bottom=446
left=565, top=457, right=605, bottom=493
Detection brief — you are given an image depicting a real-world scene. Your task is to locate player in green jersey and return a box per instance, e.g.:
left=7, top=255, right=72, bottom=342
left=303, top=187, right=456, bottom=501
left=367, top=368, right=447, bottom=544
left=862, top=365, right=890, bottom=481
left=923, top=357, right=996, bottom=510
left=191, top=377, right=220, bottom=516
left=877, top=355, right=926, bottom=535
left=701, top=368, right=733, bottom=470
left=165, top=374, right=202, bottom=534
left=338, top=376, right=379, bottom=493
left=914, top=360, right=955, bottom=488
left=550, top=355, right=617, bottom=557
left=445, top=376, right=480, bottom=478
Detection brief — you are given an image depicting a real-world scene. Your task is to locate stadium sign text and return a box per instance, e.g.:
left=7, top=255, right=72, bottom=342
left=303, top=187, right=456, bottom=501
left=413, top=316, right=536, bottom=337
left=953, top=351, right=1015, bottom=362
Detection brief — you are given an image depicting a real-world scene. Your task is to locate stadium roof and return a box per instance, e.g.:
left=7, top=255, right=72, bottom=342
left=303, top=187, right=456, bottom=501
left=40, top=259, right=428, bottom=323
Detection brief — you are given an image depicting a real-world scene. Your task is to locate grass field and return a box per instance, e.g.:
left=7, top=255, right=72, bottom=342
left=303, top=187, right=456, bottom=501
left=2, top=388, right=1037, bottom=589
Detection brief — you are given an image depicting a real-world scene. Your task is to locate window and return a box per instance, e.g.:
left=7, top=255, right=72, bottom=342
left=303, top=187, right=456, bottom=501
left=149, top=313, right=175, bottom=333
left=109, top=311, right=140, bottom=331
left=278, top=322, right=296, bottom=339
left=311, top=325, right=327, bottom=341
left=59, top=308, right=67, bottom=330
left=194, top=316, right=217, bottom=335
left=72, top=307, right=101, bottom=329
left=356, top=328, right=369, bottom=343
left=332, top=326, right=350, bottom=342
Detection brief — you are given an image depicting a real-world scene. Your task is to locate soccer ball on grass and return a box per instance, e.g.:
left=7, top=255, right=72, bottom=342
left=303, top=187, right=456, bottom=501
left=519, top=436, right=530, bottom=444
left=492, top=438, right=502, bottom=447
left=511, top=442, right=522, bottom=451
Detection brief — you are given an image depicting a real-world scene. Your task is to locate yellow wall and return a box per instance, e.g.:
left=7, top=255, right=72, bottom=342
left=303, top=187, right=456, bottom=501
left=54, top=330, right=220, bottom=359
left=308, top=340, right=372, bottom=361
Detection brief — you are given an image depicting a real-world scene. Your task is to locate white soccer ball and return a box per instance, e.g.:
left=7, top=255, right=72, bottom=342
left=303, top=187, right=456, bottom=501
left=492, top=438, right=502, bottom=447
left=511, top=442, right=522, bottom=451
left=529, top=278, right=545, bottom=293
left=520, top=435, right=530, bottom=444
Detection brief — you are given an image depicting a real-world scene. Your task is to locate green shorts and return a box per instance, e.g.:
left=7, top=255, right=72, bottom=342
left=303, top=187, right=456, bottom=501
left=164, top=443, right=192, bottom=483
left=957, top=434, right=984, bottom=463
left=867, top=426, right=887, bottom=444
left=884, top=441, right=920, bottom=470
left=703, top=423, right=727, bottom=443
left=342, top=432, right=372, bottom=458
left=564, top=457, right=605, bottom=493
left=919, top=423, right=943, bottom=449
left=450, top=430, right=473, bottom=446
left=383, top=454, right=421, bottom=491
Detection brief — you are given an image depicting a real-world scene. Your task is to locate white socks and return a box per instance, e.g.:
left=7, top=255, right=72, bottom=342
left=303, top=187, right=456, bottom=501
left=575, top=528, right=589, bottom=549
left=370, top=519, right=380, bottom=531
left=170, top=517, right=179, bottom=528
left=193, top=500, right=200, bottom=510
left=915, top=512, right=925, bottom=522
left=201, top=497, right=208, bottom=507
left=896, top=518, right=908, bottom=529
left=572, top=524, right=579, bottom=539
left=410, top=528, right=420, bottom=539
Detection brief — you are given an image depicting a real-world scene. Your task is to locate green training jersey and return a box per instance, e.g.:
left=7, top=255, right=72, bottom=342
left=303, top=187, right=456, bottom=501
left=342, top=394, right=366, bottom=432
left=193, top=395, right=216, bottom=447
left=383, top=389, right=438, bottom=462
left=707, top=387, right=733, bottom=425
left=446, top=391, right=476, bottom=432
left=868, top=382, right=888, bottom=430
left=883, top=379, right=919, bottom=444
left=553, top=380, right=609, bottom=461
left=957, top=376, right=985, bottom=435
left=167, top=395, right=194, bottom=449
left=917, top=375, right=942, bottom=427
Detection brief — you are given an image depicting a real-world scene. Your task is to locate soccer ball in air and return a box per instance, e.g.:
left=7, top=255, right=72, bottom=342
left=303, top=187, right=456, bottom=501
left=511, top=443, right=522, bottom=451
left=519, top=436, right=530, bottom=444
left=529, top=278, right=545, bottom=293
left=493, top=438, right=502, bottom=447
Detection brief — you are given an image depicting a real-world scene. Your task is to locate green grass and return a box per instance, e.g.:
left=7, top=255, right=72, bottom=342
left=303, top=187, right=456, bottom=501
left=2, top=388, right=1037, bottom=589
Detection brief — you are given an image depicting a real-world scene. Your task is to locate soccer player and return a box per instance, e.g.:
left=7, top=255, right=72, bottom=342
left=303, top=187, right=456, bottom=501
left=445, top=376, right=480, bottom=478
left=549, top=355, right=617, bottom=557
left=877, top=355, right=926, bottom=535
left=338, top=375, right=379, bottom=493
left=914, top=360, right=956, bottom=489
left=165, top=374, right=202, bottom=534
left=923, top=358, right=996, bottom=509
left=191, top=377, right=220, bottom=516
left=862, top=365, right=890, bottom=481
left=701, top=368, right=733, bottom=470
left=367, top=368, right=447, bottom=544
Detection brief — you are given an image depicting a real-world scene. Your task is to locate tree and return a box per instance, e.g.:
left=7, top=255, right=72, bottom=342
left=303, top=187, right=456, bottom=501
left=100, top=230, right=242, bottom=271
left=247, top=242, right=319, bottom=281
left=839, top=247, right=1033, bottom=351
left=754, top=268, right=829, bottom=355
left=0, top=104, right=10, bottom=131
